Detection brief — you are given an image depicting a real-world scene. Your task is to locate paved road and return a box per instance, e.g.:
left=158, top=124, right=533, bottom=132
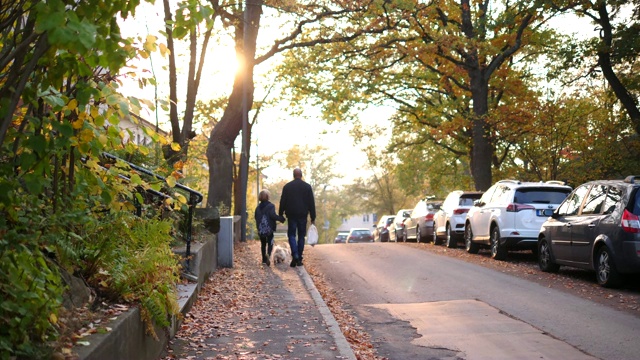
left=306, top=243, right=640, bottom=359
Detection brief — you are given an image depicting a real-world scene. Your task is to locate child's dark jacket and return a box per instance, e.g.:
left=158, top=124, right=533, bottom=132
left=254, top=201, right=285, bottom=234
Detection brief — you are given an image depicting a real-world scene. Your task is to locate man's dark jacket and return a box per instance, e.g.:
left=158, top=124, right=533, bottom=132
left=279, top=178, right=316, bottom=221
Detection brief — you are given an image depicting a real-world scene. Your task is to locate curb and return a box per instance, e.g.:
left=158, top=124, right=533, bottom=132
left=298, top=266, right=357, bottom=360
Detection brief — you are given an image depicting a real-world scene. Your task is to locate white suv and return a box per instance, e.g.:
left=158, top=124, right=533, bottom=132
left=433, top=190, right=483, bottom=248
left=464, top=180, right=572, bottom=260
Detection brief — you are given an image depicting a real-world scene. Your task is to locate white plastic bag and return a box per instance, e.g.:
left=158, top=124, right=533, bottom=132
left=307, top=224, right=319, bottom=246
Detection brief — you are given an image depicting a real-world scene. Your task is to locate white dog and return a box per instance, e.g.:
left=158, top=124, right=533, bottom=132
left=272, top=245, right=291, bottom=264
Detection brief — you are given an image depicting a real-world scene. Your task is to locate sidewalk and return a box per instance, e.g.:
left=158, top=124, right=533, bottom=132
left=161, top=240, right=355, bottom=360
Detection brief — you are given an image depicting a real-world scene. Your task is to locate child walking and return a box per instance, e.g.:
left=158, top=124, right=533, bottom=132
left=254, top=190, right=285, bottom=266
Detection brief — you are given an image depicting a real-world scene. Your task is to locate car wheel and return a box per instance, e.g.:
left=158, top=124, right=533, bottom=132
left=490, top=226, right=507, bottom=260
left=538, top=238, right=559, bottom=273
left=596, top=247, right=622, bottom=288
left=445, top=224, right=456, bottom=248
left=465, top=224, right=479, bottom=254
left=432, top=226, right=442, bottom=245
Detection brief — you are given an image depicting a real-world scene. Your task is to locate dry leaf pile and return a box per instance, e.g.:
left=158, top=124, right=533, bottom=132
left=162, top=240, right=375, bottom=360
left=53, top=302, right=131, bottom=359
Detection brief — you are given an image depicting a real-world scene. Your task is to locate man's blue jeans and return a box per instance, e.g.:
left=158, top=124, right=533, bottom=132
left=287, top=217, right=307, bottom=260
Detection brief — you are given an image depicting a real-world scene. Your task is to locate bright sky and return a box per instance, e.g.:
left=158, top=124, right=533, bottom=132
left=117, top=2, right=395, bottom=186
left=117, top=4, right=593, bottom=187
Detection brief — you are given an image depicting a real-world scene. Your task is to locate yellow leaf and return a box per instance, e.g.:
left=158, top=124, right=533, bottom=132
left=159, top=43, right=168, bottom=56
left=144, top=35, right=157, bottom=52
left=49, top=313, right=58, bottom=324
left=166, top=176, right=176, bottom=188
left=176, top=193, right=187, bottom=204
left=67, top=99, right=78, bottom=111
left=79, top=129, right=94, bottom=143
left=91, top=107, right=100, bottom=119
left=86, top=159, right=98, bottom=169
left=98, top=134, right=108, bottom=145
left=72, top=118, right=84, bottom=129
left=173, top=160, right=184, bottom=171
left=170, top=142, right=181, bottom=151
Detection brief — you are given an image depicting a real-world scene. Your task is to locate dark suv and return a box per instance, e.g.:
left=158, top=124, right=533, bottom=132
left=537, top=176, right=640, bottom=287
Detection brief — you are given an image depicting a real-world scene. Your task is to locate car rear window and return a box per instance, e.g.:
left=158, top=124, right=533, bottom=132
left=459, top=194, right=480, bottom=206
left=514, top=188, right=571, bottom=204
left=631, top=188, right=640, bottom=216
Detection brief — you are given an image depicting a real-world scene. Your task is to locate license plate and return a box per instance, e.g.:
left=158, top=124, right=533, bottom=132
left=536, top=209, right=547, bottom=216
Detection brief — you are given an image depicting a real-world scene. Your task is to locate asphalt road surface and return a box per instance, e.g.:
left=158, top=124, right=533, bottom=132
left=306, top=243, right=640, bottom=360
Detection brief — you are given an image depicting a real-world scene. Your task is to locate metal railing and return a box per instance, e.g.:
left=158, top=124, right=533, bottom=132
left=101, top=153, right=204, bottom=270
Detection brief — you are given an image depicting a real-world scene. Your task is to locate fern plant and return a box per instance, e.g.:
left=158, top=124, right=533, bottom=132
left=84, top=213, right=181, bottom=340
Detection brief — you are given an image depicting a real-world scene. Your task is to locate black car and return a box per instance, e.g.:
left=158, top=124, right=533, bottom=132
left=537, top=176, right=640, bottom=287
left=346, top=228, right=374, bottom=243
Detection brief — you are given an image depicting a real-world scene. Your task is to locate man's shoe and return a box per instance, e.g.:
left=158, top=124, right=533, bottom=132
left=290, top=259, right=297, bottom=267
left=296, top=259, right=303, bottom=266
left=265, top=255, right=271, bottom=266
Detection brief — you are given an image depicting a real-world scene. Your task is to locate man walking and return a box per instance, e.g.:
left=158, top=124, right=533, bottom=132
left=279, top=168, right=316, bottom=267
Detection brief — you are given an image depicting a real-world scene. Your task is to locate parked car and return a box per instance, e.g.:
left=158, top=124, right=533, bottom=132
left=334, top=232, right=349, bottom=244
left=373, top=215, right=395, bottom=242
left=388, top=209, right=412, bottom=242
left=346, top=228, right=374, bottom=243
left=404, top=198, right=442, bottom=242
left=433, top=191, right=483, bottom=248
left=537, top=176, right=640, bottom=287
left=464, top=179, right=572, bottom=260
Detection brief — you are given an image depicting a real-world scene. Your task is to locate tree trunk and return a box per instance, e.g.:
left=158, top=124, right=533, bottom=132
left=205, top=0, right=261, bottom=212
left=469, top=70, right=493, bottom=191
left=595, top=2, right=640, bottom=135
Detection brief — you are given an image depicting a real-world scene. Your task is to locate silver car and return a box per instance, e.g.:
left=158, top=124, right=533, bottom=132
left=404, top=199, right=441, bottom=242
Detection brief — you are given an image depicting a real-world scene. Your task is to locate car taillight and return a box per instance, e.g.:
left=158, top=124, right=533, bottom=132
left=453, top=208, right=469, bottom=215
left=506, top=203, right=536, bottom=212
left=424, top=213, right=434, bottom=220
left=621, top=210, right=640, bottom=233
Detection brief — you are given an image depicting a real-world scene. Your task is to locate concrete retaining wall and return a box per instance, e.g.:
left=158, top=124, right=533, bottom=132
left=75, top=233, right=218, bottom=360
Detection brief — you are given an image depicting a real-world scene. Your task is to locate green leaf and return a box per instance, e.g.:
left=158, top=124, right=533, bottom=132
left=29, top=134, right=47, bottom=156
left=23, top=173, right=44, bottom=194
left=130, top=173, right=142, bottom=186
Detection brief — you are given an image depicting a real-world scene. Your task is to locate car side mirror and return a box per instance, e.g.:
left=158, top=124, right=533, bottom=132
left=474, top=200, right=483, bottom=207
